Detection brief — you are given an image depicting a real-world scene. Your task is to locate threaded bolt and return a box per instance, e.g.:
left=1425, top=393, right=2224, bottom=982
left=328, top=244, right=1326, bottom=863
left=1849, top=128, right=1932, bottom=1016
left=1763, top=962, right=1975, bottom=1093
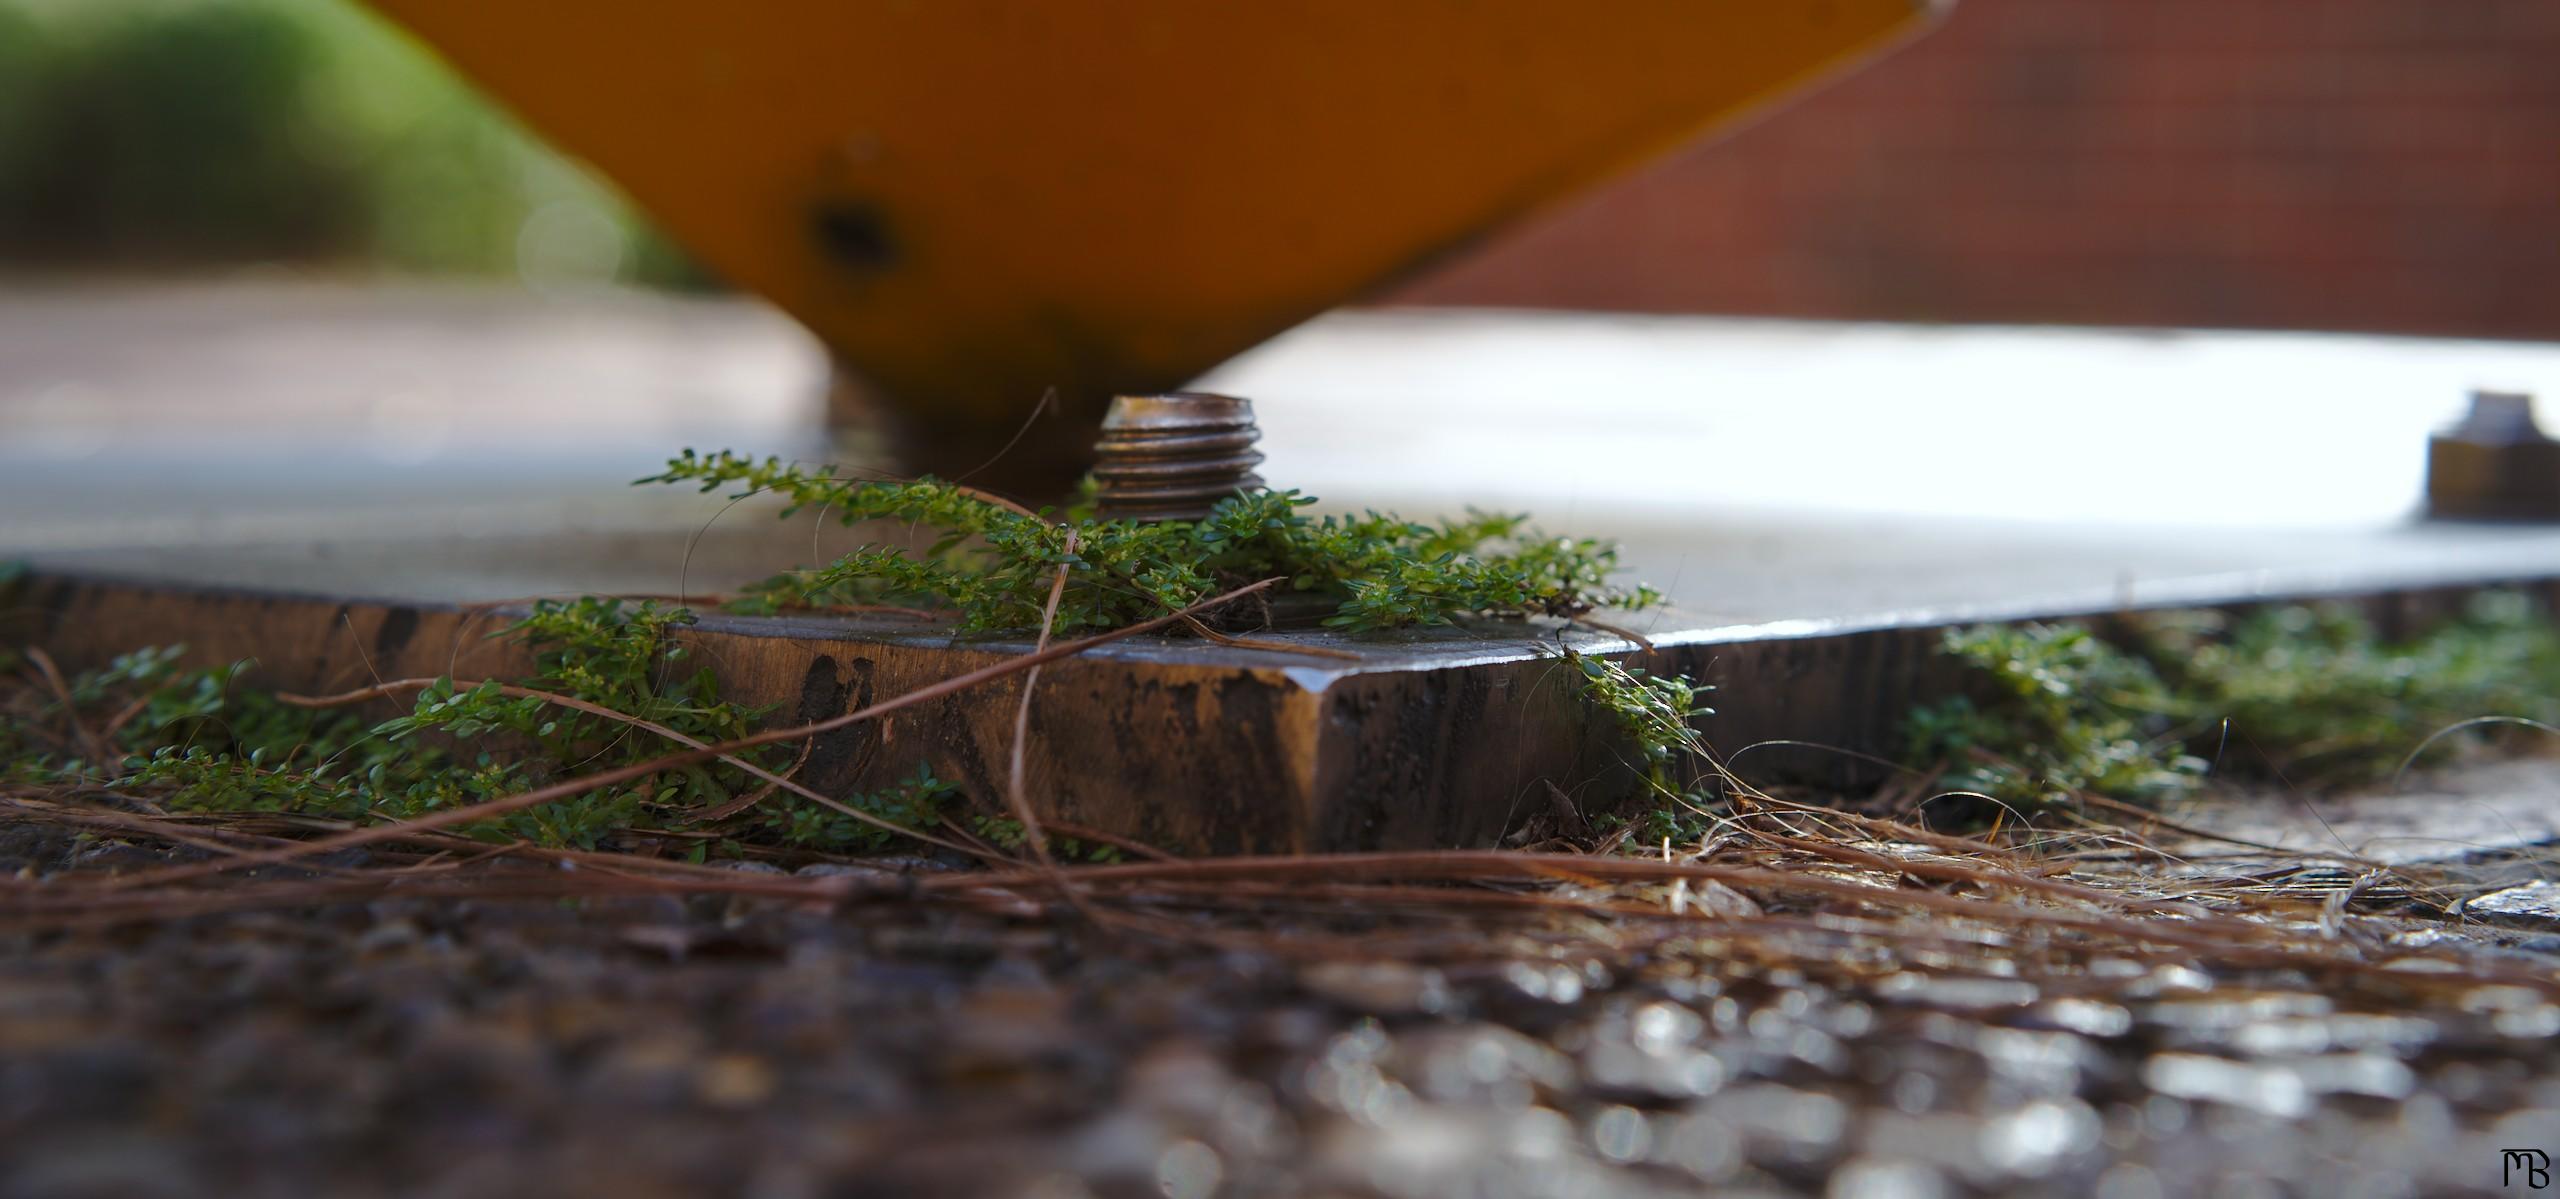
left=2428, top=390, right=2560, bottom=521
left=1090, top=392, right=1267, bottom=522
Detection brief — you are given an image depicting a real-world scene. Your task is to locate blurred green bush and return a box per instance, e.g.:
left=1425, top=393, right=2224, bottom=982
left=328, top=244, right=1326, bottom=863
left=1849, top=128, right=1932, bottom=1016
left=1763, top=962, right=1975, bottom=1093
left=0, top=0, right=703, bottom=286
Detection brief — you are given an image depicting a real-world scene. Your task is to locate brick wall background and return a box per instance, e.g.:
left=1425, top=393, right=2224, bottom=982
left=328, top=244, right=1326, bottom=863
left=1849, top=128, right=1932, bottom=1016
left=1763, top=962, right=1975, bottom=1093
left=1393, top=0, right=2560, bottom=340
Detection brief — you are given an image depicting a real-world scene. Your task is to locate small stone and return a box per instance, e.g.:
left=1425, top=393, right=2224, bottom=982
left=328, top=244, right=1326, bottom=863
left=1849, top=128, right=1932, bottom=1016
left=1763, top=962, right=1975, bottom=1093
left=1827, top=1156, right=1950, bottom=1199
left=1875, top=972, right=2039, bottom=1010
left=716, top=860, right=791, bottom=876
left=1299, top=961, right=1451, bottom=1016
left=354, top=919, right=422, bottom=954
left=582, top=1034, right=703, bottom=1107
left=2139, top=1054, right=2309, bottom=1118
left=793, top=862, right=897, bottom=882
left=619, top=925, right=702, bottom=960
left=2461, top=880, right=2560, bottom=928
left=696, top=1053, right=777, bottom=1109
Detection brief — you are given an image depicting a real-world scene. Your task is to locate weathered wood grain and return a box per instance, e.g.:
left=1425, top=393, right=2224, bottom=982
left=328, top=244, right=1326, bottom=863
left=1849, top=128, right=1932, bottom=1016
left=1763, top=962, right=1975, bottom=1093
left=11, top=569, right=2559, bottom=854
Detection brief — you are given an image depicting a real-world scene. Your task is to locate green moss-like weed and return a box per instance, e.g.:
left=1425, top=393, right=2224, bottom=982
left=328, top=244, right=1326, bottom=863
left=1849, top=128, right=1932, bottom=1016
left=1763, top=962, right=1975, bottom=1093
left=12, top=599, right=949, bottom=856
left=642, top=451, right=1658, bottom=634
left=1569, top=650, right=1724, bottom=848
left=1908, top=592, right=2560, bottom=810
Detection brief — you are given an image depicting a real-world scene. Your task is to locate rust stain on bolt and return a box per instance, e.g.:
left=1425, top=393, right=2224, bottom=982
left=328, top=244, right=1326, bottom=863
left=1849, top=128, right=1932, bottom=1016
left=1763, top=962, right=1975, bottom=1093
left=2428, top=390, right=2560, bottom=522
left=1090, top=393, right=1267, bottom=522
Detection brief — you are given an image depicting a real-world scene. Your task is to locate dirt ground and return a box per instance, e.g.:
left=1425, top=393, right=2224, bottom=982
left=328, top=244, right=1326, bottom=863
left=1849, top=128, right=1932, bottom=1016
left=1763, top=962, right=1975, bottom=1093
left=7, top=772, right=2560, bottom=1199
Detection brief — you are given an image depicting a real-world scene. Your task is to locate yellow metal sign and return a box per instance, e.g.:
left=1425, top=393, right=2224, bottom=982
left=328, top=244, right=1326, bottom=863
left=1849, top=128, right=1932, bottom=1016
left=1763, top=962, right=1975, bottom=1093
left=367, top=0, right=1938, bottom=480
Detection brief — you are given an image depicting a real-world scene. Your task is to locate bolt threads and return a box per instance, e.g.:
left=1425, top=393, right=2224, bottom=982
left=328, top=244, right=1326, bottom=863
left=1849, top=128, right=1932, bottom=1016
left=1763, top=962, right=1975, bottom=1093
left=1091, top=393, right=1266, bottom=522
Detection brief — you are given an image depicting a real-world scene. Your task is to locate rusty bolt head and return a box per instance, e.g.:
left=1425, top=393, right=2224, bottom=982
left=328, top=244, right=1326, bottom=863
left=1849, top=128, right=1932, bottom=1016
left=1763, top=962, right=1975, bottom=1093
left=1090, top=393, right=1266, bottom=522
left=2427, top=390, right=2560, bottom=522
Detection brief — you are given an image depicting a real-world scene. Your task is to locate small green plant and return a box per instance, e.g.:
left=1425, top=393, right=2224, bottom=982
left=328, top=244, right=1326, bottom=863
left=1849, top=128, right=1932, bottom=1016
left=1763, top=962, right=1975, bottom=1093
left=104, top=598, right=774, bottom=848
left=756, top=763, right=960, bottom=855
left=2143, top=593, right=2560, bottom=783
left=13, top=599, right=961, bottom=856
left=1571, top=652, right=1708, bottom=798
left=968, top=815, right=1126, bottom=864
left=1908, top=592, right=2560, bottom=811
left=1904, top=623, right=2204, bottom=811
left=1568, top=650, right=1723, bottom=847
left=642, top=451, right=1658, bottom=634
